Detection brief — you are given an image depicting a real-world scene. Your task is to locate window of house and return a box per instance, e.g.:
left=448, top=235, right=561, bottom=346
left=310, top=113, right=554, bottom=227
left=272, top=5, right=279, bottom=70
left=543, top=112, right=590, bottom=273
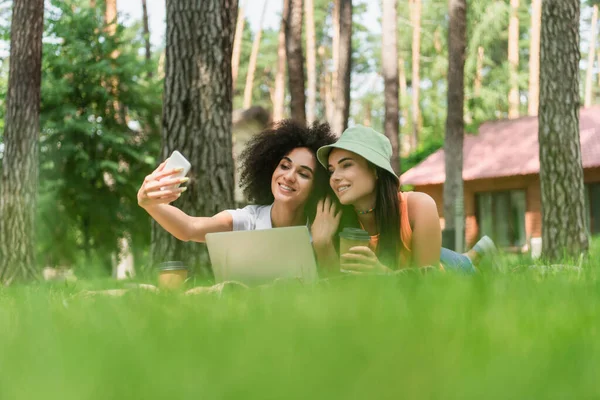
left=586, top=183, right=600, bottom=235
left=476, top=190, right=526, bottom=248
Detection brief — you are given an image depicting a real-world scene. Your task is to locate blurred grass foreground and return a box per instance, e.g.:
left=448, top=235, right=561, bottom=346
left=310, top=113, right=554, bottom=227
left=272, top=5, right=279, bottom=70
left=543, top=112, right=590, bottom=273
left=0, top=239, right=599, bottom=399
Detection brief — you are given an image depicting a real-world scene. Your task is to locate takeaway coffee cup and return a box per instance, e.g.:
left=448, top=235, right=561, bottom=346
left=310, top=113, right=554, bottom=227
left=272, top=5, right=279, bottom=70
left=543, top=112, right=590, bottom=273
left=339, top=228, right=371, bottom=260
left=157, top=261, right=188, bottom=290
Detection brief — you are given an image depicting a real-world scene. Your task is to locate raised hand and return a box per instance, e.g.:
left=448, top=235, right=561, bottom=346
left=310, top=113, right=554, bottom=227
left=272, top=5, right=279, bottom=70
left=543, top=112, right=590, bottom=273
left=311, top=196, right=342, bottom=249
left=137, top=160, right=189, bottom=209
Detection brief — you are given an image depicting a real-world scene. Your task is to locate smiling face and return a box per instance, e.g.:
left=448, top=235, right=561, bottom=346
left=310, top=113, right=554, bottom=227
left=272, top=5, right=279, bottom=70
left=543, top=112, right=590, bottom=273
left=270, top=147, right=317, bottom=208
left=327, top=148, right=377, bottom=210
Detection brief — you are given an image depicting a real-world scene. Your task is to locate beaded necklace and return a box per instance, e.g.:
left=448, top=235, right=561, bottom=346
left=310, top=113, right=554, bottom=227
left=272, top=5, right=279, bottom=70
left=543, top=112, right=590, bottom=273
left=356, top=207, right=375, bottom=215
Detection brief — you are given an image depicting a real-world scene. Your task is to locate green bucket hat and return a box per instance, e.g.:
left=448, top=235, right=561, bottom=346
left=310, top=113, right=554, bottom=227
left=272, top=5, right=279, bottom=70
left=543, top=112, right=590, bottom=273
left=317, top=125, right=398, bottom=182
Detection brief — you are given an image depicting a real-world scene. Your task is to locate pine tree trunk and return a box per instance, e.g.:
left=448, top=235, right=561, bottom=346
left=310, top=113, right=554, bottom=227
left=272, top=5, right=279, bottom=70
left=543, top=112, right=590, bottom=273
left=284, top=0, right=306, bottom=124
left=399, top=57, right=407, bottom=107
left=141, top=0, right=151, bottom=64
left=528, top=0, right=541, bottom=116
left=598, top=50, right=600, bottom=88
left=539, top=0, right=588, bottom=261
left=151, top=0, right=237, bottom=275
left=508, top=0, right=520, bottom=119
left=331, top=0, right=352, bottom=135
left=410, top=0, right=421, bottom=150
left=399, top=57, right=410, bottom=154
left=323, top=70, right=334, bottom=124
left=272, top=1, right=287, bottom=122
left=382, top=0, right=400, bottom=174
left=104, top=0, right=122, bottom=121
left=584, top=5, right=598, bottom=108
left=231, top=0, right=246, bottom=91
left=434, top=27, right=442, bottom=53
left=304, top=0, right=317, bottom=124
left=0, top=0, right=44, bottom=284
left=443, top=0, right=466, bottom=251
left=243, top=0, right=268, bottom=109
left=105, top=0, right=117, bottom=33
left=331, top=0, right=340, bottom=111
left=363, top=100, right=372, bottom=126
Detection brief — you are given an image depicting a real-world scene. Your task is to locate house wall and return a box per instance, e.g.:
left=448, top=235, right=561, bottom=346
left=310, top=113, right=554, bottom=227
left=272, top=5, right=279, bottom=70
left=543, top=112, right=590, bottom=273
left=412, top=167, right=600, bottom=249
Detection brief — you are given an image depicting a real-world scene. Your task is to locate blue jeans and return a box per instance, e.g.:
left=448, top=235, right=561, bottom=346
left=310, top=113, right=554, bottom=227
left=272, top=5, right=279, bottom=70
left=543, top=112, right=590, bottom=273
left=440, top=247, right=476, bottom=274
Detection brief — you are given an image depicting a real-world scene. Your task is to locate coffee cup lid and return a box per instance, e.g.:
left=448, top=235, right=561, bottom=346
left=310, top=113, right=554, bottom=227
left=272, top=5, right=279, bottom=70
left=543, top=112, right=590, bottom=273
left=157, top=261, right=188, bottom=271
left=339, top=227, right=370, bottom=241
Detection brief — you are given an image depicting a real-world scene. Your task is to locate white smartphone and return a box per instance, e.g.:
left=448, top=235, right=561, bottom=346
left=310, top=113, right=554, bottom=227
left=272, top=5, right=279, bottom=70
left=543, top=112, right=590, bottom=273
left=161, top=150, right=191, bottom=190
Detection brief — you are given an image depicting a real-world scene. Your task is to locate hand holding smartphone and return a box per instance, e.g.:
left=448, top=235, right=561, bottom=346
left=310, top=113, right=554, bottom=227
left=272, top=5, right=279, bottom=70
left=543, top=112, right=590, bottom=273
left=160, top=150, right=191, bottom=190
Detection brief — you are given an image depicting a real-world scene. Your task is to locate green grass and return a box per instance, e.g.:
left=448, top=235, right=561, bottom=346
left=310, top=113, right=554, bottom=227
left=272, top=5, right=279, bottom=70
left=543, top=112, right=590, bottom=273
left=1, top=240, right=599, bottom=399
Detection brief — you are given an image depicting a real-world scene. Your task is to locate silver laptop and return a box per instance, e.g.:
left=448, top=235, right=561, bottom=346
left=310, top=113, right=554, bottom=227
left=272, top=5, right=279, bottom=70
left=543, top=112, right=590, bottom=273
left=205, top=226, right=319, bottom=286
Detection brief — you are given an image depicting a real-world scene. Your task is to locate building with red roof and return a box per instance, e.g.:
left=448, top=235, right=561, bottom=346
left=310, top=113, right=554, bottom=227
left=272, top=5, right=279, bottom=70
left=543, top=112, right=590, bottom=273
left=400, top=106, right=600, bottom=251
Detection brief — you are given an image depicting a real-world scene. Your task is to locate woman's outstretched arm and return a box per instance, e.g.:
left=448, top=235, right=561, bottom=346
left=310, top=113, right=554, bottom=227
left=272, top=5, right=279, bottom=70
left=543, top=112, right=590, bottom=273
left=138, top=161, right=233, bottom=242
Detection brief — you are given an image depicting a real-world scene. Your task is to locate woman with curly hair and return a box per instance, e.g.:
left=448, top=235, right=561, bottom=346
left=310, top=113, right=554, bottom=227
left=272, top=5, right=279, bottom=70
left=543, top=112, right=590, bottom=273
left=137, top=120, right=336, bottom=242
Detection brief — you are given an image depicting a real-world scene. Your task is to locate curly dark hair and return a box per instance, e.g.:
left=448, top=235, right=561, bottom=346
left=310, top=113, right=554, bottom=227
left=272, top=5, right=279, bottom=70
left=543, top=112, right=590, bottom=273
left=238, top=119, right=336, bottom=221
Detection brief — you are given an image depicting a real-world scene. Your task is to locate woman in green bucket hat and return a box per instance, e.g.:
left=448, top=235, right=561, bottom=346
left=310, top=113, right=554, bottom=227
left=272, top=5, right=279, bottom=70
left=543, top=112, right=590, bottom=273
left=311, top=125, right=493, bottom=273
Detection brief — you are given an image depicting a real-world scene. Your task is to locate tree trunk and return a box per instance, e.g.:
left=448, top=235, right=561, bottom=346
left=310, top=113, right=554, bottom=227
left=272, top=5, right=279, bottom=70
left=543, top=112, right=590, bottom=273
left=434, top=27, right=442, bottom=53
left=141, top=0, right=151, bottom=65
left=152, top=0, right=237, bottom=275
left=474, top=46, right=484, bottom=97
left=584, top=5, right=598, bottom=108
left=284, top=0, right=306, bottom=124
left=410, top=0, right=421, bottom=150
left=304, top=0, right=317, bottom=124
left=538, top=0, right=588, bottom=261
left=331, top=0, right=340, bottom=111
left=104, top=0, right=122, bottom=121
left=443, top=0, right=466, bottom=252
left=231, top=0, right=246, bottom=91
left=243, top=0, right=268, bottom=109
left=508, top=0, right=520, bottom=119
left=399, top=56, right=410, bottom=155
left=363, top=100, right=371, bottom=126
left=0, top=0, right=44, bottom=284
left=331, top=0, right=352, bottom=135
left=528, top=0, right=541, bottom=116
left=103, top=1, right=138, bottom=278
left=105, top=0, right=117, bottom=33
left=272, top=1, right=287, bottom=122
left=399, top=57, right=408, bottom=109
left=598, top=50, right=600, bottom=88
left=382, top=0, right=400, bottom=174
left=323, top=69, right=334, bottom=124
left=114, top=236, right=135, bottom=279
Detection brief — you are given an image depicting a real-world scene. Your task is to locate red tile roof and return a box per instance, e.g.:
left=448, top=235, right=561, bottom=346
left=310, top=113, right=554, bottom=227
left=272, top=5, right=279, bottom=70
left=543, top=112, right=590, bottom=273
left=400, top=106, right=600, bottom=186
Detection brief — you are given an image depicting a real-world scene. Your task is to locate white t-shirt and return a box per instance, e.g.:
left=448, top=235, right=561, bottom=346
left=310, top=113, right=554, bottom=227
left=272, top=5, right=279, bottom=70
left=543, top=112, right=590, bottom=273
left=225, top=204, right=273, bottom=231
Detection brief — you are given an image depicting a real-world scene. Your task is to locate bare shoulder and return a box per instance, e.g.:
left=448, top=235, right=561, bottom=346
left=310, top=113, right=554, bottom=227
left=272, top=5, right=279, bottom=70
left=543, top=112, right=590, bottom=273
left=406, top=191, right=438, bottom=212
left=405, top=191, right=439, bottom=226
left=403, top=191, right=442, bottom=267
